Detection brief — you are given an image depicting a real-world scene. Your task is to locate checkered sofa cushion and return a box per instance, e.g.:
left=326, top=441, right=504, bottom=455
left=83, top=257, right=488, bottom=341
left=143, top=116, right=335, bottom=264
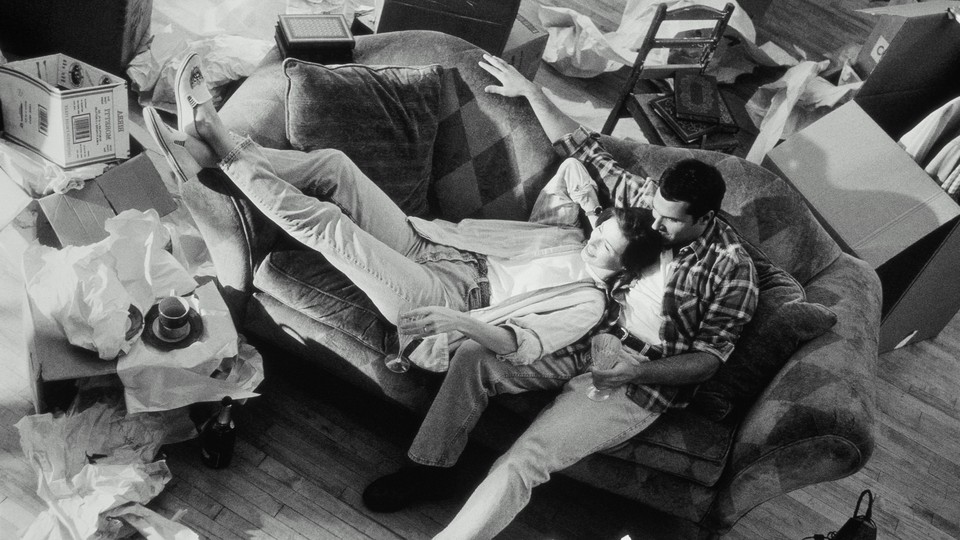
left=430, top=68, right=559, bottom=221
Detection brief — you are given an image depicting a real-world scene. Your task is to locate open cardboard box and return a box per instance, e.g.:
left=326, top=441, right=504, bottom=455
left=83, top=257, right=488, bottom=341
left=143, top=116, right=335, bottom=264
left=854, top=0, right=960, bottom=138
left=502, top=0, right=549, bottom=81
left=765, top=103, right=960, bottom=353
left=764, top=1, right=960, bottom=353
left=37, top=153, right=177, bottom=247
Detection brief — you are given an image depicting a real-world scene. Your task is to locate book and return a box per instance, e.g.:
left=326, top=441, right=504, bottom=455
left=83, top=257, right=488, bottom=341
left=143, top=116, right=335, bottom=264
left=275, top=14, right=355, bottom=64
left=650, top=95, right=716, bottom=144
left=674, top=72, right=722, bottom=122
left=650, top=94, right=739, bottom=143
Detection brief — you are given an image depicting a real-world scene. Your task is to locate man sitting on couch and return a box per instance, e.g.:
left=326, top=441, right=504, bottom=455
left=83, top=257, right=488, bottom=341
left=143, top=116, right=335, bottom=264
left=362, top=54, right=760, bottom=540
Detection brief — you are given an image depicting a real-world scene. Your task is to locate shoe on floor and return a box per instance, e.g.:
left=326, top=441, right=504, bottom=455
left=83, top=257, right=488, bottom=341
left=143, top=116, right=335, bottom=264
left=143, top=106, right=201, bottom=184
left=362, top=464, right=459, bottom=512
left=175, top=52, right=213, bottom=132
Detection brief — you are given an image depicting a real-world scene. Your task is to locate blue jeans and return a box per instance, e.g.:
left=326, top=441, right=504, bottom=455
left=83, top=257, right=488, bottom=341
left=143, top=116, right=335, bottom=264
left=409, top=341, right=661, bottom=540
left=218, top=138, right=487, bottom=323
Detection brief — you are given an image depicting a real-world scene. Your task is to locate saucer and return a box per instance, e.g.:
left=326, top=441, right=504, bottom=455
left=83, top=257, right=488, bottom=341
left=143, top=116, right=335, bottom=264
left=142, top=302, right=204, bottom=351
left=125, top=305, right=144, bottom=342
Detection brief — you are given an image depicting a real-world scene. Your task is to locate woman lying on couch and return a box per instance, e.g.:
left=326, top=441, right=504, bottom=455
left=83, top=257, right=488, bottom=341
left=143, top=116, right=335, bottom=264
left=144, top=53, right=661, bottom=374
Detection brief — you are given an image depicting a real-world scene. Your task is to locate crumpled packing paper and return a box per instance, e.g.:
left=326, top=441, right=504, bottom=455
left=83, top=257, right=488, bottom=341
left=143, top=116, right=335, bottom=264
left=119, top=280, right=263, bottom=414
left=127, top=0, right=285, bottom=108
left=540, top=0, right=756, bottom=79
left=744, top=59, right=863, bottom=164
left=15, top=399, right=198, bottom=540
left=0, top=138, right=109, bottom=196
left=23, top=209, right=197, bottom=360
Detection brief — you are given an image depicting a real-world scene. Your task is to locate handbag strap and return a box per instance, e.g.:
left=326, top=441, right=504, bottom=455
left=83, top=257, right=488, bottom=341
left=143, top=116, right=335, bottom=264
left=853, top=489, right=874, bottom=520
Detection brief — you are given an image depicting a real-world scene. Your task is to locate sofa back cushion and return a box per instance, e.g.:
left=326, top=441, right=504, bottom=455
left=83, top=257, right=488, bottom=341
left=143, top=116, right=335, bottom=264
left=284, top=60, right=443, bottom=217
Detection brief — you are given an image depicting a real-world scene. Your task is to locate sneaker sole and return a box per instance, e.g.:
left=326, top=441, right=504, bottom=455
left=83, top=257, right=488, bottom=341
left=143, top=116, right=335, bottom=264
left=145, top=108, right=191, bottom=184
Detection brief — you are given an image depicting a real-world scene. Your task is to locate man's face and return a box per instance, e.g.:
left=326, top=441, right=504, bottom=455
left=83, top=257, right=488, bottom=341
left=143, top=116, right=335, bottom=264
left=581, top=218, right=630, bottom=271
left=651, top=189, right=710, bottom=246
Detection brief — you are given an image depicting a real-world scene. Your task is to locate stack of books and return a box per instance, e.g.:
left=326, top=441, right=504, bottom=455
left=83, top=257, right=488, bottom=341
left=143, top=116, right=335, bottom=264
left=649, top=72, right=740, bottom=146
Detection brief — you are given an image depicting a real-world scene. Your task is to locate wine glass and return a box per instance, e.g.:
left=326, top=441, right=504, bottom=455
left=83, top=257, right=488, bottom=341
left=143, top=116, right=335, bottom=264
left=586, top=333, right=623, bottom=401
left=384, top=300, right=426, bottom=374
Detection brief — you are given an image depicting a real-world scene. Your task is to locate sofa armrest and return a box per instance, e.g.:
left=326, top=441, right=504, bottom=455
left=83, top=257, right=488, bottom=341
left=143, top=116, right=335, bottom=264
left=704, top=254, right=881, bottom=533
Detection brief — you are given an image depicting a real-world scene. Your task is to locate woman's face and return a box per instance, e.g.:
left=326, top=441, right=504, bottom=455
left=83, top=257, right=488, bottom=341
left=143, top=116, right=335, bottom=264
left=581, top=218, right=630, bottom=271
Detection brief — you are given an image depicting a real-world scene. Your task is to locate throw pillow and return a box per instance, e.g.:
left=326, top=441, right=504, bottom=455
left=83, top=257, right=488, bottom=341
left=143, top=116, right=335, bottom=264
left=283, top=59, right=443, bottom=217
left=690, top=239, right=838, bottom=422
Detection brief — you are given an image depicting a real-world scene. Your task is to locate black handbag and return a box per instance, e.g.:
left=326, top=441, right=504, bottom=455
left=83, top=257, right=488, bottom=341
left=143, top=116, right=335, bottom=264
left=831, top=490, right=877, bottom=540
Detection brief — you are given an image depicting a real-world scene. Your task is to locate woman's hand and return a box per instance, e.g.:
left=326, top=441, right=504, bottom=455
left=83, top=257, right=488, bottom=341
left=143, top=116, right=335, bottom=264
left=478, top=53, right=539, bottom=99
left=397, top=306, right=464, bottom=338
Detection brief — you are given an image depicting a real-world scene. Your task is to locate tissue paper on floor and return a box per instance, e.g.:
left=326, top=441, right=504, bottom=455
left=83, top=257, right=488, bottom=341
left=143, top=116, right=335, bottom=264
left=14, top=399, right=187, bottom=540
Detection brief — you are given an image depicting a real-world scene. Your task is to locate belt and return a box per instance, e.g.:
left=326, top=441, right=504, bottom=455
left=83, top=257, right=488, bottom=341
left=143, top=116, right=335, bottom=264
left=610, top=325, right=663, bottom=360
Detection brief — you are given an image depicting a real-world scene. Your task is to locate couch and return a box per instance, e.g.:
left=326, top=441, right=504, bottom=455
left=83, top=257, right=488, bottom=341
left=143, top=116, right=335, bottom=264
left=181, top=31, right=881, bottom=538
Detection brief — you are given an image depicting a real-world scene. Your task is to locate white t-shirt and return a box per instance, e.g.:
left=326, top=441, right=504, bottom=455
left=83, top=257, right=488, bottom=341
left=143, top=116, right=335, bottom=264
left=487, top=251, right=593, bottom=305
left=619, top=249, right=673, bottom=346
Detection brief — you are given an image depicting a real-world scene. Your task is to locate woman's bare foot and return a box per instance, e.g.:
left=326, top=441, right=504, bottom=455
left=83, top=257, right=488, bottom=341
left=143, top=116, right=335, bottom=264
left=190, top=100, right=237, bottom=161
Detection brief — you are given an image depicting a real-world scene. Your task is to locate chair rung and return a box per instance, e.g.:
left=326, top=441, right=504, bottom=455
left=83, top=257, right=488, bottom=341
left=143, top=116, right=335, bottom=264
left=652, top=37, right=718, bottom=47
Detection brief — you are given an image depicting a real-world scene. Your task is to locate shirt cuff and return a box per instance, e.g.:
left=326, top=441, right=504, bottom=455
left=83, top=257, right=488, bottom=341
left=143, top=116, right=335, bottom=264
left=495, top=323, right=543, bottom=365
left=691, top=341, right=734, bottom=363
left=553, top=126, right=598, bottom=157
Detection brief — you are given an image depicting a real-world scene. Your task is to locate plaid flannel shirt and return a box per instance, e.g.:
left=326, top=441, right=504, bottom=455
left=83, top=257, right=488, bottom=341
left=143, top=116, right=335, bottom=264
left=551, top=128, right=759, bottom=413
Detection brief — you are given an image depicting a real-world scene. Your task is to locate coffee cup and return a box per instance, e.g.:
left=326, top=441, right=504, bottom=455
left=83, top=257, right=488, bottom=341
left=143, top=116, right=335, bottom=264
left=158, top=296, right=191, bottom=340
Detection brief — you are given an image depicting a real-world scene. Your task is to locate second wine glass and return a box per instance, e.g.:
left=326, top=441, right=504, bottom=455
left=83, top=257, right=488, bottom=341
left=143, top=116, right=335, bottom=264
left=586, top=333, right=623, bottom=401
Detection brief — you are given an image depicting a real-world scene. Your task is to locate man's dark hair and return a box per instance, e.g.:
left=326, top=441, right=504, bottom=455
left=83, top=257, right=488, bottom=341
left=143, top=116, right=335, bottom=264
left=596, top=207, right=660, bottom=277
left=658, top=159, right=726, bottom=220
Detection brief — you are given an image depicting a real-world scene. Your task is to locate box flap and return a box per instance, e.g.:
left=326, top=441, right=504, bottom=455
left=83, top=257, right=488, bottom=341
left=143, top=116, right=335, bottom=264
left=860, top=0, right=959, bottom=16
left=765, top=102, right=960, bottom=268
left=96, top=154, right=176, bottom=218
left=37, top=181, right=116, bottom=246
left=37, top=154, right=178, bottom=246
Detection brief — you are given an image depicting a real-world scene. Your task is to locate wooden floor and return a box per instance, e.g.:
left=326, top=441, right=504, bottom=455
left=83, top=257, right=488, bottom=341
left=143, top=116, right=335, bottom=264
left=4, top=1, right=960, bottom=539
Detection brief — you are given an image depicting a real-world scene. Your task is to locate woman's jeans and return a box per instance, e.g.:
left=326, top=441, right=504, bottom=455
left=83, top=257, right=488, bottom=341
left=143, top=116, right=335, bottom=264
left=410, top=341, right=660, bottom=540
left=218, top=138, right=486, bottom=323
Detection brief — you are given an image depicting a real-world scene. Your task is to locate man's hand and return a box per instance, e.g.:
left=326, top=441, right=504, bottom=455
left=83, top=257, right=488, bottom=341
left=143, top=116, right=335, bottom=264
left=591, top=356, right=645, bottom=390
left=478, top=54, right=539, bottom=99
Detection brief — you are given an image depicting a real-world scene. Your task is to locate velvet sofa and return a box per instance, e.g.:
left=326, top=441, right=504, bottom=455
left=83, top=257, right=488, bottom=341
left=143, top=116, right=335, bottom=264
left=181, top=31, right=881, bottom=538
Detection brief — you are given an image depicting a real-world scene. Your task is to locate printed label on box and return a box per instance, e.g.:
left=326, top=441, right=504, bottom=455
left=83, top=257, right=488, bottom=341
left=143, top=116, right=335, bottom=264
left=0, top=54, right=129, bottom=168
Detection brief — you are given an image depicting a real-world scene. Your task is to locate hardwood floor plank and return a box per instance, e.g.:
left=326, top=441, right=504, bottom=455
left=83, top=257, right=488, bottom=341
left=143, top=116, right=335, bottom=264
left=251, top=455, right=405, bottom=540
left=151, top=490, right=245, bottom=540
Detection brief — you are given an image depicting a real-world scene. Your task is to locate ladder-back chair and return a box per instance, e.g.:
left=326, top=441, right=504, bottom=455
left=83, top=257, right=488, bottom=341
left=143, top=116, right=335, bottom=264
left=602, top=2, right=735, bottom=136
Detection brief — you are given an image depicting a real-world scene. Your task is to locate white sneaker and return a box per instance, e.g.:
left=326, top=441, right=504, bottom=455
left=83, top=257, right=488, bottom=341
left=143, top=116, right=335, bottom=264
left=143, top=107, right=201, bottom=184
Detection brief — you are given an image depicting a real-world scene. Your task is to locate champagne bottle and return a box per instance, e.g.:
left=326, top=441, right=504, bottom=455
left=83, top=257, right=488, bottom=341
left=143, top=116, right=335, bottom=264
left=200, top=396, right=236, bottom=469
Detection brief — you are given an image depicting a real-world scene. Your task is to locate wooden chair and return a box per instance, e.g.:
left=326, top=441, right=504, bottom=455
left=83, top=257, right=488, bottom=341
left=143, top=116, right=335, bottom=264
left=601, top=2, right=735, bottom=137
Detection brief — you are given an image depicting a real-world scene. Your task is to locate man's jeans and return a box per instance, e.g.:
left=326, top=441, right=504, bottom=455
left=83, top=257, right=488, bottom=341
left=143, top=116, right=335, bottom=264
left=218, top=139, right=486, bottom=323
left=410, top=341, right=660, bottom=540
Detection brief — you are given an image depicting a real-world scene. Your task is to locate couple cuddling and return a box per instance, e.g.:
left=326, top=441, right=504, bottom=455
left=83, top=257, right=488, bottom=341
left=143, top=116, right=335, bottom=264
left=145, top=51, right=759, bottom=539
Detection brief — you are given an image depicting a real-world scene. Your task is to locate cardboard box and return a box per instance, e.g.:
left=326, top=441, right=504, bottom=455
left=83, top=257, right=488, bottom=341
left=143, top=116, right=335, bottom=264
left=0, top=54, right=130, bottom=168
left=764, top=102, right=960, bottom=352
left=854, top=1, right=960, bottom=138
left=502, top=0, right=549, bottom=81
left=37, top=154, right=177, bottom=247
left=0, top=0, right=152, bottom=77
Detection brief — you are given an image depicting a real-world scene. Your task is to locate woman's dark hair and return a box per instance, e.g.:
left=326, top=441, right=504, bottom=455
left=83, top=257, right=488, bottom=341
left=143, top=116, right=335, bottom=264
left=596, top=207, right=661, bottom=278
left=659, top=159, right=726, bottom=220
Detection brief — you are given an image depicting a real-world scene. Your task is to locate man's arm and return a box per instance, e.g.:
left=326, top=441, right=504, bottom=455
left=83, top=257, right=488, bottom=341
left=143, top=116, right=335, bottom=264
left=479, top=54, right=657, bottom=210
left=592, top=350, right=720, bottom=389
left=478, top=54, right=579, bottom=143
